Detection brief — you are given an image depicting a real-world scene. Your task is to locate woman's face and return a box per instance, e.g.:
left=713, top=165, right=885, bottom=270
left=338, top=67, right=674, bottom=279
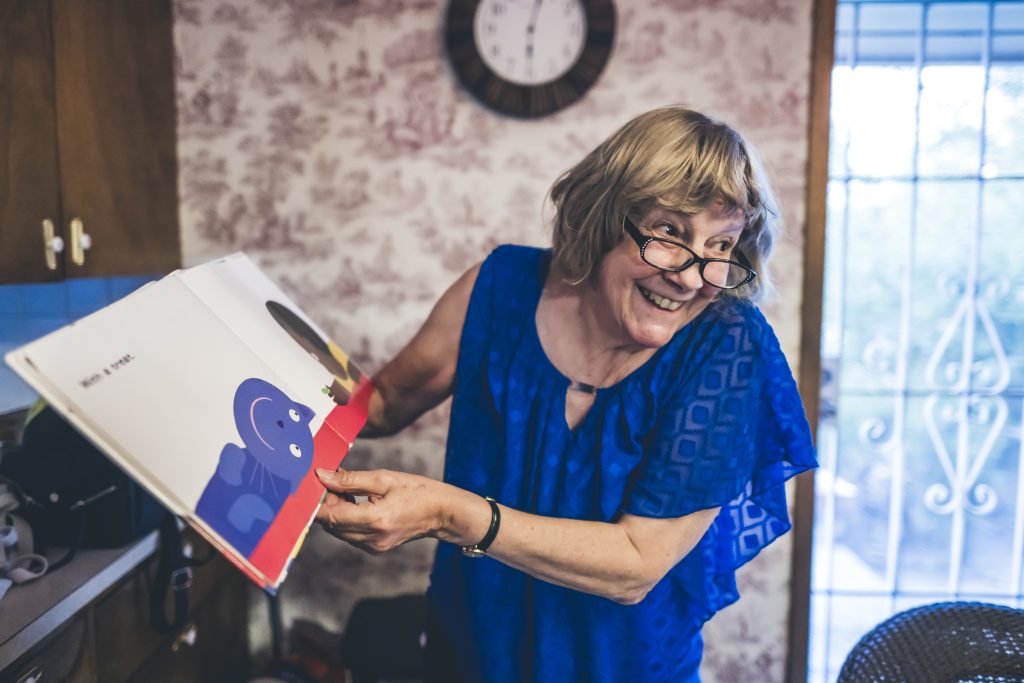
left=587, top=201, right=746, bottom=350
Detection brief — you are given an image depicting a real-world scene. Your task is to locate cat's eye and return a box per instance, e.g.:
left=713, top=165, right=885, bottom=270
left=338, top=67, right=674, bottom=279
left=288, top=408, right=301, bottom=422
left=289, top=443, right=302, bottom=458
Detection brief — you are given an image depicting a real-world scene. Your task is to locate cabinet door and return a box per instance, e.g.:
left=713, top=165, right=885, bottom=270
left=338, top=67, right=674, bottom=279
left=124, top=575, right=250, bottom=683
left=52, top=0, right=181, bottom=279
left=0, top=614, right=97, bottom=683
left=94, top=532, right=235, bottom=682
left=0, top=0, right=65, bottom=284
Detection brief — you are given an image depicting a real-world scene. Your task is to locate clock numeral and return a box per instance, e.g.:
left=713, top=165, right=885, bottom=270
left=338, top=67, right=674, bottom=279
left=492, top=45, right=501, bottom=57
left=486, top=22, right=497, bottom=34
left=491, top=3, right=505, bottom=16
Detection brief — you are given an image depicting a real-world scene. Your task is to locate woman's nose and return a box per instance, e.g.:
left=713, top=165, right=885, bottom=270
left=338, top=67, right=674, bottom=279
left=664, top=262, right=705, bottom=290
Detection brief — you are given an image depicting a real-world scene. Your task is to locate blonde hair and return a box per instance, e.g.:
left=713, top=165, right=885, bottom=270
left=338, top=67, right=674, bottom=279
left=549, top=107, right=781, bottom=302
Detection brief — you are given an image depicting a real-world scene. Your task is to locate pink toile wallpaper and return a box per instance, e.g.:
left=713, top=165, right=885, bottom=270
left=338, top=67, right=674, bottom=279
left=171, top=0, right=814, bottom=679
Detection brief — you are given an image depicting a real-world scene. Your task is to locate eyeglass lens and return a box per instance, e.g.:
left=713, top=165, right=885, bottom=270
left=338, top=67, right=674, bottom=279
left=642, top=240, right=750, bottom=288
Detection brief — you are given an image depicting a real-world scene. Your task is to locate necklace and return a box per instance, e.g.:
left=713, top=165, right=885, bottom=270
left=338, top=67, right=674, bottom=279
left=567, top=379, right=598, bottom=395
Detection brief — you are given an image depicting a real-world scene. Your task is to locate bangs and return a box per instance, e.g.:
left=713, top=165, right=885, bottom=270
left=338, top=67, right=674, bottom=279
left=651, top=133, right=760, bottom=220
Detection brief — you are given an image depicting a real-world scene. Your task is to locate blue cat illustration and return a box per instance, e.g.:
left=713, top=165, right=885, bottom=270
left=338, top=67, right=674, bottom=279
left=196, top=378, right=315, bottom=558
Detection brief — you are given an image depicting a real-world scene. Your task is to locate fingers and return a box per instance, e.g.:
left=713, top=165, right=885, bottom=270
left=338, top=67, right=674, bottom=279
left=316, top=494, right=377, bottom=528
left=315, top=499, right=398, bottom=554
left=316, top=467, right=391, bottom=496
left=321, top=492, right=357, bottom=507
left=314, top=468, right=432, bottom=555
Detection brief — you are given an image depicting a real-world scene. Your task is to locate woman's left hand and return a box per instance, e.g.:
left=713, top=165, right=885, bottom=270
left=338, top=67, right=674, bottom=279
left=314, top=468, right=452, bottom=554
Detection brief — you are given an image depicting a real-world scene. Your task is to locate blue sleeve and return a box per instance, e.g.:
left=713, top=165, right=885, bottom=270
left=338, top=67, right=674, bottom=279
left=622, top=300, right=816, bottom=619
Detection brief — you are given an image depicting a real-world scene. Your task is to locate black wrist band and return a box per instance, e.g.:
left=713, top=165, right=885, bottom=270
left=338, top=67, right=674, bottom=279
left=461, top=496, right=500, bottom=558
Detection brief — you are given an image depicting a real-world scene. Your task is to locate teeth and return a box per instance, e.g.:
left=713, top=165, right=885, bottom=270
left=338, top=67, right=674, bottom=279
left=639, top=286, right=683, bottom=311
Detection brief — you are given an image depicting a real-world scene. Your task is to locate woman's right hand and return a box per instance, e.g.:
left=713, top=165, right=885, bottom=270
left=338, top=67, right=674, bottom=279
left=315, top=468, right=479, bottom=554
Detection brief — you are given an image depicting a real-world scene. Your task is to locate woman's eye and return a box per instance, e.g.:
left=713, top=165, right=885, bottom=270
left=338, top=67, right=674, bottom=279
left=653, top=223, right=677, bottom=237
left=713, top=240, right=733, bottom=253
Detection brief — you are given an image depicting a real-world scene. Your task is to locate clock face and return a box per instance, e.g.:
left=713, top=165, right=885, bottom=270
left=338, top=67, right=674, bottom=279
left=445, top=0, right=616, bottom=118
left=473, top=0, right=587, bottom=87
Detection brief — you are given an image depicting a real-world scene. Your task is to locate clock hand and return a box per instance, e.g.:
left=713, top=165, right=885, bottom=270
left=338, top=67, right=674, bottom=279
left=526, top=0, right=544, bottom=32
left=525, top=0, right=543, bottom=59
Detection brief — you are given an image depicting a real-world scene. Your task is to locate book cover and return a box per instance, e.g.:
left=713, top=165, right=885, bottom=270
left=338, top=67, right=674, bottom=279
left=4, top=253, right=371, bottom=592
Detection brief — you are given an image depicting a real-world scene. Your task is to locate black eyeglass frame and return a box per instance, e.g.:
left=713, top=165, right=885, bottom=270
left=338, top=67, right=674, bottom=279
left=622, top=216, right=757, bottom=290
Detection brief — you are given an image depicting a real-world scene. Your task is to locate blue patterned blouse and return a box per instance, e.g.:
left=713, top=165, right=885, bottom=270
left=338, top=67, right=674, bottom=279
left=427, top=245, right=817, bottom=682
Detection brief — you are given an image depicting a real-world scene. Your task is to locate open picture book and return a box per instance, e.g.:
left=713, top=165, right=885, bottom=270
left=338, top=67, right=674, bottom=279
left=4, top=253, right=371, bottom=592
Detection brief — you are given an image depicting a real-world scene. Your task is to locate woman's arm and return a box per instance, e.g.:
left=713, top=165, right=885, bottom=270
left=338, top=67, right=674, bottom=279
left=315, top=468, right=718, bottom=605
left=360, top=263, right=481, bottom=437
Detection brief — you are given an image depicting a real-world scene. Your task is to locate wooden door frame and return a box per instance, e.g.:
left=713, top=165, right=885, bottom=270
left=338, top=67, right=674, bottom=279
left=787, top=0, right=837, bottom=680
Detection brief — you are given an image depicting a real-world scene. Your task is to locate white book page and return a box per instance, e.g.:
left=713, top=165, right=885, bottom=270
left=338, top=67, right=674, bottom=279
left=176, top=253, right=350, bottom=429
left=4, top=275, right=303, bottom=513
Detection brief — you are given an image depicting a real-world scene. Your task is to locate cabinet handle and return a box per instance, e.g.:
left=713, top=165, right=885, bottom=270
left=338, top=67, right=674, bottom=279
left=41, top=218, right=64, bottom=271
left=69, top=217, right=92, bottom=267
left=171, top=623, right=198, bottom=652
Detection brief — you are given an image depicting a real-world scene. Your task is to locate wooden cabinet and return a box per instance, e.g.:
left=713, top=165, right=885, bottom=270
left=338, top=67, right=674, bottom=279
left=0, top=615, right=96, bottom=683
left=0, top=0, right=181, bottom=284
left=92, top=533, right=246, bottom=682
left=123, top=577, right=250, bottom=683
left=0, top=532, right=250, bottom=683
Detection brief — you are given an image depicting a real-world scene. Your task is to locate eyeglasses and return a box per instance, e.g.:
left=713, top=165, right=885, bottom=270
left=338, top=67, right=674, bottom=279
left=623, top=216, right=757, bottom=290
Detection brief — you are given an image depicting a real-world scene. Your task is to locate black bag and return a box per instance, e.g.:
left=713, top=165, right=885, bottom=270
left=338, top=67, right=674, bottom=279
left=0, top=406, right=167, bottom=567
left=342, top=594, right=428, bottom=683
left=2, top=406, right=200, bottom=631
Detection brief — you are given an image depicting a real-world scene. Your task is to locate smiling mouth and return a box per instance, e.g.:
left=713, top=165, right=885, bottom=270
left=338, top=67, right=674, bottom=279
left=637, top=285, right=685, bottom=312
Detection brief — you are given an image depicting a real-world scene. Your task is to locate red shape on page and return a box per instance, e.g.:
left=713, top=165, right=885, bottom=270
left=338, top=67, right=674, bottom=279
left=247, top=379, right=373, bottom=588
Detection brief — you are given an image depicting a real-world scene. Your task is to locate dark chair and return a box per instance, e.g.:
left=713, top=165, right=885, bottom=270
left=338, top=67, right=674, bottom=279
left=838, top=601, right=1024, bottom=682
left=341, top=593, right=428, bottom=683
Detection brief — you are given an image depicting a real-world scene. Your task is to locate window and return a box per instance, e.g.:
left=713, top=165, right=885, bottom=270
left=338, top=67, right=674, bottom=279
left=809, top=2, right=1024, bottom=681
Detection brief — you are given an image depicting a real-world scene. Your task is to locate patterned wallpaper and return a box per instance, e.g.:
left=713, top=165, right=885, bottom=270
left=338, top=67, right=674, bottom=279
left=172, top=0, right=814, bottom=680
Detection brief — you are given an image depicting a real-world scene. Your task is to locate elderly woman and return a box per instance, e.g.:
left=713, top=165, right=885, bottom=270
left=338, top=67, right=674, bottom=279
left=315, top=107, right=816, bottom=682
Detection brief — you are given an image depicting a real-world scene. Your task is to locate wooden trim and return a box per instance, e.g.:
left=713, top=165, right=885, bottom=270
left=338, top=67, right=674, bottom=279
left=787, top=0, right=837, bottom=681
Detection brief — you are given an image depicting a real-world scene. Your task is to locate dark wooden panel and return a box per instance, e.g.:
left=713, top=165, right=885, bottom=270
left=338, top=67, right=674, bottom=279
left=0, top=613, right=96, bottom=683
left=124, top=575, right=250, bottom=683
left=788, top=0, right=837, bottom=681
left=0, top=0, right=64, bottom=284
left=52, top=0, right=181, bottom=279
left=94, top=532, right=235, bottom=682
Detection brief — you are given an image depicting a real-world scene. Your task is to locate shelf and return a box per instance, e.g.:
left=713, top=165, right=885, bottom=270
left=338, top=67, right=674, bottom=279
left=0, top=530, right=158, bottom=668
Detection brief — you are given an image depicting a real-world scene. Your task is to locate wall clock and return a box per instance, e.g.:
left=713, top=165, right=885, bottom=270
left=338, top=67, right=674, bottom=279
left=444, top=0, right=616, bottom=118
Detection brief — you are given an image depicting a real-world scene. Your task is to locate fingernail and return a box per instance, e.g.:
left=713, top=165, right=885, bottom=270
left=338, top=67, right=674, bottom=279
left=316, top=468, right=330, bottom=479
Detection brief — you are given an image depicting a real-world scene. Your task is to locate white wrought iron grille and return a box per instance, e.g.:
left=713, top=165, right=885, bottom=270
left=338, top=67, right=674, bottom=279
left=809, top=1, right=1024, bottom=681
